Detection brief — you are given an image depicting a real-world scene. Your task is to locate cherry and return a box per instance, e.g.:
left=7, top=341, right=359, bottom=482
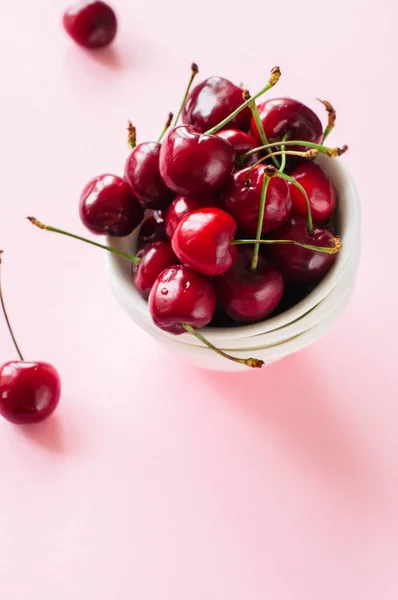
left=63, top=1, right=117, bottom=49
left=132, top=241, right=178, bottom=300
left=250, top=98, right=323, bottom=151
left=165, top=194, right=218, bottom=240
left=125, top=142, right=174, bottom=210
left=288, top=161, right=337, bottom=222
left=222, top=165, right=291, bottom=236
left=172, top=208, right=238, bottom=276
left=138, top=210, right=168, bottom=248
left=159, top=125, right=235, bottom=197
left=80, top=174, right=144, bottom=236
left=215, top=129, right=262, bottom=167
left=216, top=246, right=284, bottom=323
left=182, top=77, right=252, bottom=133
left=267, top=216, right=337, bottom=283
left=0, top=253, right=61, bottom=424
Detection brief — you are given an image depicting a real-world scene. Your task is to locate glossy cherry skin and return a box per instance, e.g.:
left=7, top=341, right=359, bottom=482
left=63, top=1, right=117, bottom=49
left=149, top=265, right=216, bottom=335
left=137, top=210, right=168, bottom=248
left=251, top=98, right=323, bottom=151
left=215, top=129, right=262, bottom=167
left=268, top=216, right=337, bottom=284
left=80, top=174, right=144, bottom=236
left=172, top=208, right=238, bottom=276
left=125, top=142, right=174, bottom=210
left=165, top=194, right=218, bottom=240
left=159, top=125, right=235, bottom=197
left=0, top=361, right=61, bottom=424
left=182, top=77, right=251, bottom=133
left=289, top=161, right=337, bottom=222
left=216, top=246, right=284, bottom=323
left=222, top=166, right=291, bottom=236
left=132, top=241, right=178, bottom=300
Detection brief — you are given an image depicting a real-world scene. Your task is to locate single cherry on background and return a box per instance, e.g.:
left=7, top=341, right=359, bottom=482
left=63, top=1, right=117, bottom=49
left=215, top=245, right=284, bottom=323
left=132, top=241, right=178, bottom=300
left=222, top=165, right=291, bottom=236
left=165, top=194, right=218, bottom=240
left=215, top=129, right=263, bottom=167
left=138, top=210, right=168, bottom=248
left=288, top=161, right=337, bottom=222
left=172, top=208, right=238, bottom=276
left=0, top=252, right=61, bottom=424
left=80, top=174, right=144, bottom=236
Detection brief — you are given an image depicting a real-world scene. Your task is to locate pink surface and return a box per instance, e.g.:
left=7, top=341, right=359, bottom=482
left=0, top=0, right=397, bottom=597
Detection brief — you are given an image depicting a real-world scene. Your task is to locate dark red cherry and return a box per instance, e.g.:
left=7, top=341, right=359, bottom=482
left=288, top=161, right=337, bottom=222
left=125, top=142, right=174, bottom=210
left=79, top=174, right=144, bottom=236
left=159, top=125, right=235, bottom=197
left=222, top=166, right=291, bottom=236
left=165, top=194, right=218, bottom=240
left=149, top=265, right=216, bottom=335
left=63, top=1, right=117, bottom=49
left=0, top=361, right=61, bottom=425
left=251, top=98, right=323, bottom=150
left=182, top=77, right=251, bottom=133
left=137, top=210, right=168, bottom=248
left=172, top=208, right=238, bottom=276
left=216, top=246, right=284, bottom=323
left=215, top=129, right=262, bottom=167
left=268, top=217, right=337, bottom=284
left=132, top=241, right=178, bottom=300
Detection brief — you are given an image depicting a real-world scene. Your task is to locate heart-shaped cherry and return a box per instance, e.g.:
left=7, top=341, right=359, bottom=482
left=222, top=165, right=291, bottom=236
left=215, top=129, right=263, bottom=167
left=125, top=142, right=174, bottom=209
left=288, top=161, right=337, bottom=222
left=216, top=246, right=284, bottom=323
left=159, top=125, right=235, bottom=197
left=182, top=77, right=252, bottom=133
left=138, top=210, right=168, bottom=248
left=63, top=1, right=117, bottom=49
left=80, top=174, right=144, bottom=236
left=132, top=241, right=178, bottom=299
left=165, top=194, right=218, bottom=240
left=172, top=207, right=238, bottom=276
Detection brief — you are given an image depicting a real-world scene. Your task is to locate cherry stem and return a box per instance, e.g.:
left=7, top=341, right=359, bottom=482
left=232, top=236, right=342, bottom=255
left=318, top=99, right=336, bottom=144
left=278, top=132, right=289, bottom=173
left=0, top=252, right=24, bottom=361
left=243, top=89, right=279, bottom=168
left=173, top=62, right=199, bottom=126
left=241, top=139, right=348, bottom=159
left=251, top=174, right=269, bottom=271
left=158, top=112, right=174, bottom=143
left=205, top=66, right=281, bottom=135
left=27, top=218, right=141, bottom=264
left=182, top=323, right=264, bottom=369
left=127, top=121, right=137, bottom=149
left=245, top=148, right=318, bottom=184
left=270, top=169, right=314, bottom=233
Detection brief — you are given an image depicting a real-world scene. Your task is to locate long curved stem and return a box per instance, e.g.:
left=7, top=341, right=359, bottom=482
left=242, top=139, right=348, bottom=159
left=232, top=237, right=342, bottom=254
left=0, top=252, right=24, bottom=361
left=244, top=90, right=279, bottom=168
left=173, top=62, right=199, bottom=126
left=251, top=174, right=269, bottom=271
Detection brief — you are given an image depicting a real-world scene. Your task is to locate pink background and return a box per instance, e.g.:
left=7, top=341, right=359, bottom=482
left=1, top=0, right=397, bottom=597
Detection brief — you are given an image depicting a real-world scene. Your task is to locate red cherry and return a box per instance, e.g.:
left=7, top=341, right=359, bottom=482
left=137, top=210, right=168, bottom=248
left=216, top=246, right=284, bottom=323
left=79, top=174, right=144, bottom=236
left=215, top=129, right=262, bottom=167
left=251, top=98, right=323, bottom=150
left=63, top=1, right=117, bottom=49
left=222, top=166, right=291, bottom=236
left=268, top=216, right=337, bottom=283
left=288, top=161, right=337, bottom=222
left=172, top=208, right=238, bottom=276
left=0, top=362, right=60, bottom=425
left=132, top=241, right=178, bottom=300
left=165, top=194, right=218, bottom=240
left=159, top=125, right=235, bottom=197
left=125, top=142, right=174, bottom=210
left=182, top=77, right=251, bottom=133
left=149, top=265, right=216, bottom=334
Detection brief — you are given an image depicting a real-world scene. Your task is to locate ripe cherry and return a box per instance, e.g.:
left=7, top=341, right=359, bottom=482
left=132, top=241, right=178, bottom=300
left=222, top=166, right=291, bottom=236
left=288, top=161, right=337, bottom=222
left=138, top=210, right=168, bottom=248
left=182, top=77, right=252, bottom=133
left=80, top=174, right=144, bottom=236
left=125, top=142, right=174, bottom=210
left=215, top=129, right=262, bottom=167
left=63, top=1, right=117, bottom=49
left=165, top=194, right=218, bottom=240
left=0, top=253, right=61, bottom=424
left=159, top=125, right=235, bottom=197
left=216, top=246, right=284, bottom=323
left=172, top=208, right=238, bottom=276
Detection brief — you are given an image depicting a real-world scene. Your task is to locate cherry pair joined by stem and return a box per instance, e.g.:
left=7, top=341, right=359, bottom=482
left=63, top=1, right=117, bottom=49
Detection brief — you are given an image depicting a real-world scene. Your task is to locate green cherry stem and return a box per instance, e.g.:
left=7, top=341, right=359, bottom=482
left=0, top=252, right=24, bottom=361
left=243, top=89, right=279, bottom=168
left=231, top=237, right=342, bottom=255
left=127, top=122, right=137, bottom=149
left=317, top=99, right=336, bottom=144
left=278, top=132, right=289, bottom=173
left=158, top=112, right=174, bottom=142
left=205, top=66, right=281, bottom=135
left=182, top=323, right=264, bottom=369
left=241, top=139, right=348, bottom=159
left=27, top=218, right=141, bottom=264
left=245, top=149, right=319, bottom=185
left=251, top=174, right=270, bottom=271
left=173, top=62, right=199, bottom=126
